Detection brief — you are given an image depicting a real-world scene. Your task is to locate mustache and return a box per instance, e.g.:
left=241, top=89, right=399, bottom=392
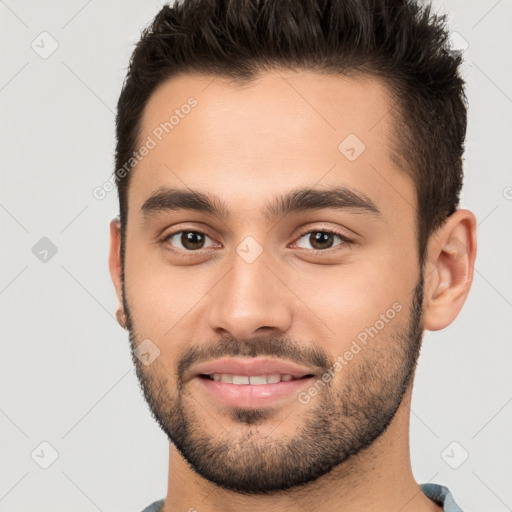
left=176, top=335, right=333, bottom=382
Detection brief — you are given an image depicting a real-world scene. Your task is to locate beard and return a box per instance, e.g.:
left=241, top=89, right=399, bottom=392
left=122, top=271, right=425, bottom=495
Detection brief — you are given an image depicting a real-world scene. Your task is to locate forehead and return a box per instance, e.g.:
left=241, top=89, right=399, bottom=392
left=128, top=70, right=415, bottom=226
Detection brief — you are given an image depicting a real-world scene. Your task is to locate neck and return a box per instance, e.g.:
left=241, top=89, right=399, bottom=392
left=161, top=386, right=442, bottom=512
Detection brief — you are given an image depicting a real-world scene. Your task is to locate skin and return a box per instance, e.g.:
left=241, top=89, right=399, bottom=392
left=109, top=70, right=477, bottom=511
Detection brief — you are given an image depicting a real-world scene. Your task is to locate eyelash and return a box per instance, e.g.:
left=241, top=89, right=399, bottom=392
left=159, top=228, right=354, bottom=255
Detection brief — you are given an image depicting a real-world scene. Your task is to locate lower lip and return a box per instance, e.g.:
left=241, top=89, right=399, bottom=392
left=195, top=376, right=314, bottom=408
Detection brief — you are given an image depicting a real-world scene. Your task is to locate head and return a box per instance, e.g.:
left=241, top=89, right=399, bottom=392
left=109, top=0, right=476, bottom=494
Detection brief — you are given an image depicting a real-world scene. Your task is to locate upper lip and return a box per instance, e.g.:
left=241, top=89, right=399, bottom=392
left=192, top=357, right=317, bottom=378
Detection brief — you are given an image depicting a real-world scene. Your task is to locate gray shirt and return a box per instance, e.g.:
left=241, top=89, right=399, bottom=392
left=139, top=482, right=464, bottom=511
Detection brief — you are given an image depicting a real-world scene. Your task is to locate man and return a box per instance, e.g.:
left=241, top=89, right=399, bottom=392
left=108, top=0, right=476, bottom=510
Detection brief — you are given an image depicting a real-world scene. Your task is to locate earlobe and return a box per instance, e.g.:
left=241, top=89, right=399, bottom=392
left=422, top=209, right=477, bottom=332
left=108, top=217, right=124, bottom=309
left=116, top=307, right=127, bottom=329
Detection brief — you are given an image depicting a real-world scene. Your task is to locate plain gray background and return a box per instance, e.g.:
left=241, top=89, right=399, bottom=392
left=1, top=1, right=511, bottom=511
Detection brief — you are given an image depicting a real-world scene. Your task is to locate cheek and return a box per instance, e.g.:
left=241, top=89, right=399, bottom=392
left=124, top=245, right=173, bottom=335
left=299, top=252, right=415, bottom=352
left=124, top=248, right=215, bottom=340
left=124, top=265, right=198, bottom=371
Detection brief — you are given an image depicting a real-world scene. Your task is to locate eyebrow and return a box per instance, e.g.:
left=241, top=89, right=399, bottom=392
left=140, top=185, right=383, bottom=224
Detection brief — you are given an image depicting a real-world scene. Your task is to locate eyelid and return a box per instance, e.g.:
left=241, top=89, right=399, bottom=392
left=291, top=226, right=354, bottom=252
left=160, top=225, right=354, bottom=254
left=160, top=228, right=217, bottom=251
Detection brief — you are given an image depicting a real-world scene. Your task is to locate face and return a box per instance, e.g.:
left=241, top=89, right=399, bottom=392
left=117, top=70, right=425, bottom=493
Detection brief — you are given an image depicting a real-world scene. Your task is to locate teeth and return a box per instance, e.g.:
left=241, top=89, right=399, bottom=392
left=249, top=375, right=267, bottom=385
left=232, top=375, right=249, bottom=385
left=210, top=373, right=297, bottom=385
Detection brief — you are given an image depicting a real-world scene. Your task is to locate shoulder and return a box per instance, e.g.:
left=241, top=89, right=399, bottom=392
left=420, top=483, right=465, bottom=512
left=139, top=498, right=165, bottom=512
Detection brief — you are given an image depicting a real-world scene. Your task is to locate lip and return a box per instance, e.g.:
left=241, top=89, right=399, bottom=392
left=196, top=375, right=315, bottom=408
left=191, top=357, right=317, bottom=379
left=191, top=357, right=317, bottom=408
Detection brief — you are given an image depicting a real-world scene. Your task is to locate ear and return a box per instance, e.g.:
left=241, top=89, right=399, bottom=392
left=109, top=217, right=124, bottom=308
left=422, top=209, right=477, bottom=331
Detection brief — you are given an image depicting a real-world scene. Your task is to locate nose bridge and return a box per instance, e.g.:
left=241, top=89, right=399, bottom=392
left=207, top=242, right=293, bottom=338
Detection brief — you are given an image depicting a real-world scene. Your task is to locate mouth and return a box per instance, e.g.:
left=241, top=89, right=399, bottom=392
left=190, top=358, right=318, bottom=408
left=191, top=356, right=318, bottom=381
left=198, top=373, right=315, bottom=384
left=195, top=373, right=316, bottom=408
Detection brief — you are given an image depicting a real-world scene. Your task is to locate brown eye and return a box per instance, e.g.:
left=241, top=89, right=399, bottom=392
left=164, top=230, right=214, bottom=251
left=295, top=230, right=350, bottom=251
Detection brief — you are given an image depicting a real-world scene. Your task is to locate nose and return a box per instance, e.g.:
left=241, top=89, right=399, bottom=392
left=207, top=249, right=293, bottom=341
